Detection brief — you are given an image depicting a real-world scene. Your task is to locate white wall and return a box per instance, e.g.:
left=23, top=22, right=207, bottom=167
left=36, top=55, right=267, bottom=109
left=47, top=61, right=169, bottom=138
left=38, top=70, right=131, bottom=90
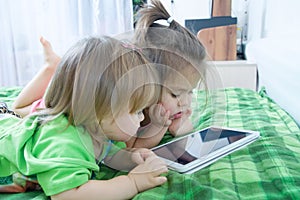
left=158, top=0, right=211, bottom=25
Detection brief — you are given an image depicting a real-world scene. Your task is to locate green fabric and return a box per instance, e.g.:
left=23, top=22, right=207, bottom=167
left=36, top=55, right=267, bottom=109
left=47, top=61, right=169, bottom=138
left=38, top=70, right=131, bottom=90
left=0, top=114, right=99, bottom=196
left=107, top=141, right=127, bottom=157
left=1, top=87, right=300, bottom=199
left=0, top=87, right=22, bottom=108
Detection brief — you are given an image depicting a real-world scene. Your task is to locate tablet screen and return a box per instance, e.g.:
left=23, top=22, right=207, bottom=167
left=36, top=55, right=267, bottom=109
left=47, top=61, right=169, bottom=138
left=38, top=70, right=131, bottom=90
left=153, top=127, right=249, bottom=165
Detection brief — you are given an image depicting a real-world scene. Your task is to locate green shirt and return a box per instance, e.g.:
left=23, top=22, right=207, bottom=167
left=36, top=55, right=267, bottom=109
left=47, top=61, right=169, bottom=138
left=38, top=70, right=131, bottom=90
left=0, top=114, right=99, bottom=196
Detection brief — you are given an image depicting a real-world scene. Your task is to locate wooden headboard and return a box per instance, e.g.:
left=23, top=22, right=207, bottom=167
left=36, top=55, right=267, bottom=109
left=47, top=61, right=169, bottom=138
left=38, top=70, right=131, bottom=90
left=198, top=0, right=236, bottom=61
left=185, top=0, right=237, bottom=61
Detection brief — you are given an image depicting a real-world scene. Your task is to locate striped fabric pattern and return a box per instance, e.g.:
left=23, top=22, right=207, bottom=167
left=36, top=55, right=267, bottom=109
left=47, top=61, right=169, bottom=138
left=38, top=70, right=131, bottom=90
left=90, top=88, right=300, bottom=200
left=1, top=87, right=300, bottom=200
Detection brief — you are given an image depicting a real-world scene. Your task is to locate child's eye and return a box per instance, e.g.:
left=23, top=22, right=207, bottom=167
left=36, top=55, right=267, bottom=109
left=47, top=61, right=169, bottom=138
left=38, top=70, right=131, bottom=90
left=171, top=93, right=179, bottom=98
left=189, top=90, right=194, bottom=95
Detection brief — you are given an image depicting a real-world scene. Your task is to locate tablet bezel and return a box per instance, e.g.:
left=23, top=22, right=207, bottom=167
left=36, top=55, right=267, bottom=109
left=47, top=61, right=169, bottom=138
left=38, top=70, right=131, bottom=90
left=151, top=126, right=260, bottom=173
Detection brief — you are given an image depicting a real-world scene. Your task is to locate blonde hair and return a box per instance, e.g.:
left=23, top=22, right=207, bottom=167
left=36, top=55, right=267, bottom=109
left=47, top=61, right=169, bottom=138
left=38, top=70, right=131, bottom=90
left=42, top=36, right=159, bottom=134
left=133, top=0, right=207, bottom=87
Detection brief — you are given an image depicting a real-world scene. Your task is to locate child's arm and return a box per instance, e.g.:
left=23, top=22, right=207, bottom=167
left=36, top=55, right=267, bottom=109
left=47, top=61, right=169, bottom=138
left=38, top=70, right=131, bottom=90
left=126, top=104, right=172, bottom=148
left=12, top=65, right=55, bottom=117
left=12, top=37, right=60, bottom=117
left=103, top=147, right=149, bottom=171
left=51, top=177, right=139, bottom=200
left=103, top=147, right=160, bottom=171
left=51, top=152, right=168, bottom=200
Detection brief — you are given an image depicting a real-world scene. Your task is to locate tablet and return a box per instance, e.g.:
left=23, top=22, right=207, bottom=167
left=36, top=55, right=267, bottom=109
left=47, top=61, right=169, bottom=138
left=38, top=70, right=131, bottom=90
left=152, top=126, right=260, bottom=174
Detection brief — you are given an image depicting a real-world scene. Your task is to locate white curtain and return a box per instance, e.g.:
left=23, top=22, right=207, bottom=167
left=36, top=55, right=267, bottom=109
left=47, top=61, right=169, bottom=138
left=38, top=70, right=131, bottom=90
left=0, top=0, right=133, bottom=87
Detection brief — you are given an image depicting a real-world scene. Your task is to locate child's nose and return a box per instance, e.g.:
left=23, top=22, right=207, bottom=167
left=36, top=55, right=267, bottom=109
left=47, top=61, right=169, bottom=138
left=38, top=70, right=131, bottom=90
left=178, top=95, right=189, bottom=107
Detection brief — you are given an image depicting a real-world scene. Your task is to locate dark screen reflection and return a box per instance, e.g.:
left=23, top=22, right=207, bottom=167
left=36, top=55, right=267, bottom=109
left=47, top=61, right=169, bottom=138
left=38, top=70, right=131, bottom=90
left=153, top=128, right=248, bottom=165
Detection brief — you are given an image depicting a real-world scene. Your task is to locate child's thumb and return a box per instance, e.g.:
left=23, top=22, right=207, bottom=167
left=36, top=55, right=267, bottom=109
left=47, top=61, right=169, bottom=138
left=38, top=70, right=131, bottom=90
left=154, top=176, right=167, bottom=185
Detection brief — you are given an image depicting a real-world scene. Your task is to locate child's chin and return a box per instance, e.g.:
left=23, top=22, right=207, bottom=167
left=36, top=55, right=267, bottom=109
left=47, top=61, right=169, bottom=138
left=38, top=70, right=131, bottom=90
left=169, top=120, right=182, bottom=132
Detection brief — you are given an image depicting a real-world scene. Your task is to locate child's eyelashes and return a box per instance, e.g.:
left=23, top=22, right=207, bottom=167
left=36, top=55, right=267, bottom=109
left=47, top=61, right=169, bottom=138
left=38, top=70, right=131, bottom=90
left=171, top=93, right=180, bottom=98
left=170, top=91, right=193, bottom=98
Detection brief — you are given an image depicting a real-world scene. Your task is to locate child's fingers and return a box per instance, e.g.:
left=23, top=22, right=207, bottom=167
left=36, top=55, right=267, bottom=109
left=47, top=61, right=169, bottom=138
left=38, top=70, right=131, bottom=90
left=131, top=153, right=145, bottom=164
left=155, top=165, right=169, bottom=175
left=131, top=148, right=155, bottom=164
left=131, top=162, right=168, bottom=177
left=154, top=104, right=164, bottom=117
left=186, top=108, right=192, bottom=116
left=148, top=104, right=163, bottom=119
left=148, top=104, right=171, bottom=127
left=145, top=155, right=168, bottom=172
left=163, top=110, right=172, bottom=126
left=158, top=105, right=169, bottom=117
left=150, top=104, right=166, bottom=117
left=152, top=176, right=168, bottom=186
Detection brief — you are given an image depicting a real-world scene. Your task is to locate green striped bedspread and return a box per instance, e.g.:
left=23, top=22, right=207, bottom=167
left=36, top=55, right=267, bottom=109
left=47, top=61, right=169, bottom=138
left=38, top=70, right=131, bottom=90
left=1, top=87, right=300, bottom=200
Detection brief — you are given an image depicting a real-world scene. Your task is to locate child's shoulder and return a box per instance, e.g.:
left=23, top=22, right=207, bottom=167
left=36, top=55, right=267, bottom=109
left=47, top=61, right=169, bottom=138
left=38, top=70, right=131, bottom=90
left=34, top=114, right=87, bottom=141
left=34, top=115, right=95, bottom=155
left=0, top=114, right=85, bottom=145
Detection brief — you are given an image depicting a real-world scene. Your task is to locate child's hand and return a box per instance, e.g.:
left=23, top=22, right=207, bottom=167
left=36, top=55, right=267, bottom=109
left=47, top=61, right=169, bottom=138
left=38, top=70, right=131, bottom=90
left=130, top=148, right=156, bottom=164
left=128, top=153, right=168, bottom=193
left=148, top=104, right=172, bottom=127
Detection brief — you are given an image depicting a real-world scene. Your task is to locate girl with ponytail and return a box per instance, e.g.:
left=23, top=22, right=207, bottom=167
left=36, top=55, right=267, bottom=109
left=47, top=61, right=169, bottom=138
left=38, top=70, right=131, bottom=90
left=127, top=0, right=208, bottom=149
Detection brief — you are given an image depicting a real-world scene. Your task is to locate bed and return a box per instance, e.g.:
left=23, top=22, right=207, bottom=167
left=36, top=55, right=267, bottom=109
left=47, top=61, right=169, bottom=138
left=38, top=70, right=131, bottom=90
left=1, top=86, right=300, bottom=199
left=245, top=0, right=300, bottom=125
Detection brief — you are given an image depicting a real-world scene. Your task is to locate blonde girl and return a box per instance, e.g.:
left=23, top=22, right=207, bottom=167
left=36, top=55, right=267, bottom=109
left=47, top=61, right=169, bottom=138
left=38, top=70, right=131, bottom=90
left=0, top=36, right=167, bottom=199
left=11, top=0, right=207, bottom=151
left=126, top=0, right=207, bottom=148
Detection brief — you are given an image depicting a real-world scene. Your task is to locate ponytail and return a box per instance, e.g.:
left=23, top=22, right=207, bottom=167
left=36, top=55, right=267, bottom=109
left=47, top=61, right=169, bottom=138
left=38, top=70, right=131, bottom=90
left=133, top=0, right=207, bottom=88
left=134, top=0, right=206, bottom=59
left=135, top=0, right=170, bottom=28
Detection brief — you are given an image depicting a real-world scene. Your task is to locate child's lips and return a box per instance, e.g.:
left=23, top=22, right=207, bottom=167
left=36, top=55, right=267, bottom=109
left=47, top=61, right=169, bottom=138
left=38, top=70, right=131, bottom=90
left=170, top=112, right=183, bottom=120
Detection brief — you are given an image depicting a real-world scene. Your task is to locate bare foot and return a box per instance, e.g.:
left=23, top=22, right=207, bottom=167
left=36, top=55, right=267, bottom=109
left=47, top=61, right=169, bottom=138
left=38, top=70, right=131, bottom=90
left=40, top=36, right=61, bottom=71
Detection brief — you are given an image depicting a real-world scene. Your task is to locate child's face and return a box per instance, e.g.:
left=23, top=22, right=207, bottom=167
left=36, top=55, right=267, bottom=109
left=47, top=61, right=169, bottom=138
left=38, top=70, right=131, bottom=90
left=100, top=109, right=145, bottom=142
left=160, top=68, right=199, bottom=131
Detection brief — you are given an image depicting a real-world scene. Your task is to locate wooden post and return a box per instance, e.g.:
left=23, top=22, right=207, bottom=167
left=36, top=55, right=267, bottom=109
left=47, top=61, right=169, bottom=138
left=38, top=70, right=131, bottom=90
left=196, top=0, right=236, bottom=60
left=212, top=0, right=232, bottom=17
left=197, top=24, right=236, bottom=60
